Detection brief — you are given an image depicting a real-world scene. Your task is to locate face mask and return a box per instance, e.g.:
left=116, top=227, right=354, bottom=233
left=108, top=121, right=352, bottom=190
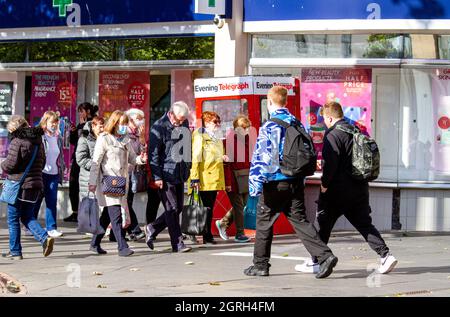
left=117, top=125, right=128, bottom=135
left=48, top=126, right=56, bottom=134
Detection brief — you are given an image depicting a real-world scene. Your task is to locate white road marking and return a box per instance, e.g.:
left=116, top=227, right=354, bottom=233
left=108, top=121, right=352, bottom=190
left=211, top=252, right=309, bottom=261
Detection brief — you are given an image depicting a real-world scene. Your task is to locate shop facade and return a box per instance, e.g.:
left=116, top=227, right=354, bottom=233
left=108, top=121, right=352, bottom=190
left=221, top=0, right=450, bottom=232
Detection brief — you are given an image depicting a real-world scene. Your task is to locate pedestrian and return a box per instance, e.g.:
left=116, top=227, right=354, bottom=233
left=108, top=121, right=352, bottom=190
left=295, top=101, right=397, bottom=274
left=145, top=101, right=192, bottom=253
left=33, top=111, right=65, bottom=238
left=244, top=86, right=338, bottom=278
left=145, top=167, right=162, bottom=224
left=215, top=114, right=253, bottom=243
left=88, top=110, right=147, bottom=256
left=190, top=111, right=227, bottom=245
left=1, top=115, right=54, bottom=260
left=75, top=116, right=104, bottom=205
left=65, top=102, right=99, bottom=222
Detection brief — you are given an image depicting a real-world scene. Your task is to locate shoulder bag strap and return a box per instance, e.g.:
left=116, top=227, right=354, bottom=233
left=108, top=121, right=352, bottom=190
left=269, top=118, right=290, bottom=129
left=19, top=145, right=39, bottom=184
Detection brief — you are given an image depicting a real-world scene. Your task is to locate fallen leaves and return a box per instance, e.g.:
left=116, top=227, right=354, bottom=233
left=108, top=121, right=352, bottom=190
left=96, top=284, right=107, bottom=288
left=6, top=281, right=20, bottom=293
left=93, top=271, right=103, bottom=276
left=209, top=282, right=221, bottom=286
left=119, top=290, right=135, bottom=294
left=130, top=268, right=140, bottom=272
left=185, top=261, right=195, bottom=265
left=281, top=253, right=289, bottom=257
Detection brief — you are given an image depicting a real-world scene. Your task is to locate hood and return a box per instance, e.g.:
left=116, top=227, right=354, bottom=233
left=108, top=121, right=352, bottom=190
left=82, top=121, right=95, bottom=139
left=11, top=127, right=44, bottom=145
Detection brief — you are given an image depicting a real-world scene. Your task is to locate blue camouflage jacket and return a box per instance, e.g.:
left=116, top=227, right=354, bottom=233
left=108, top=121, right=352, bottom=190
left=249, top=108, right=302, bottom=197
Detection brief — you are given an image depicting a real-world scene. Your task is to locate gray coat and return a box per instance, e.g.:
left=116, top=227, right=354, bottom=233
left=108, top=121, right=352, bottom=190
left=76, top=122, right=97, bottom=200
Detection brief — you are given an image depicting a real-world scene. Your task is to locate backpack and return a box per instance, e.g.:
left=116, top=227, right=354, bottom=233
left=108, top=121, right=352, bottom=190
left=270, top=118, right=317, bottom=177
left=335, top=125, right=380, bottom=181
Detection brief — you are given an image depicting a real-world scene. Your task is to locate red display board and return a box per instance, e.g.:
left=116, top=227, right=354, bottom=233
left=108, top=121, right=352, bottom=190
left=30, top=72, right=78, bottom=181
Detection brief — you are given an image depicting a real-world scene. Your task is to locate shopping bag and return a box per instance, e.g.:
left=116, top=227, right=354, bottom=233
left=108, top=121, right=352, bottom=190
left=181, top=189, right=209, bottom=236
left=244, top=196, right=259, bottom=230
left=77, top=193, right=105, bottom=235
left=131, top=168, right=148, bottom=193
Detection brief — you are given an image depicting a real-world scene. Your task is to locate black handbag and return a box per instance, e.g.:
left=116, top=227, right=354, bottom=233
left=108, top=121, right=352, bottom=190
left=232, top=169, right=249, bottom=194
left=102, top=175, right=127, bottom=197
left=131, top=167, right=148, bottom=194
left=181, top=189, right=209, bottom=236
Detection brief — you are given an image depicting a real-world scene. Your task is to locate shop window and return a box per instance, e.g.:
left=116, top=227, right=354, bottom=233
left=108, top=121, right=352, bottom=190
left=252, top=34, right=410, bottom=59
left=202, top=99, right=248, bottom=138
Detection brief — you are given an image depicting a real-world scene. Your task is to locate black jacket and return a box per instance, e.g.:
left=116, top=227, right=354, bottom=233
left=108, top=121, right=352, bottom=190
left=321, top=119, right=368, bottom=197
left=149, top=113, right=192, bottom=185
left=1, top=127, right=45, bottom=201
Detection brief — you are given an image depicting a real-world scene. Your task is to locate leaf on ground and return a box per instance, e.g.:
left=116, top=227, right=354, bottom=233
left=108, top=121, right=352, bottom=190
left=96, top=284, right=107, bottom=288
left=359, top=248, right=367, bottom=251
left=93, top=271, right=103, bottom=276
left=6, top=281, right=20, bottom=293
left=347, top=247, right=354, bottom=250
left=185, top=261, right=195, bottom=265
left=119, top=290, right=135, bottom=293
left=130, top=268, right=140, bottom=272
left=281, top=253, right=289, bottom=257
left=209, top=282, right=221, bottom=286
left=352, top=256, right=362, bottom=260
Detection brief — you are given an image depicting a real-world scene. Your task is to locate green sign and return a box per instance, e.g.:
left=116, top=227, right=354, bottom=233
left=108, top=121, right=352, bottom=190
left=53, top=0, right=73, bottom=17
left=208, top=0, right=216, bottom=7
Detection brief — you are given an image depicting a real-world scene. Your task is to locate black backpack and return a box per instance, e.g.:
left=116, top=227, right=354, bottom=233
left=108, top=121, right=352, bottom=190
left=270, top=118, right=317, bottom=177
left=336, top=125, right=380, bottom=181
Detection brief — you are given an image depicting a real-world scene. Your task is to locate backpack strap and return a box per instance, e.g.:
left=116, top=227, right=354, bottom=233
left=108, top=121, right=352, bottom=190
left=269, top=118, right=291, bottom=129
left=19, top=145, right=39, bottom=184
left=335, top=124, right=358, bottom=135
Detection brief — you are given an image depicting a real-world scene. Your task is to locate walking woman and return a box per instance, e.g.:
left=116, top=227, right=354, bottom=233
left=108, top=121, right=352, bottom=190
left=34, top=111, right=65, bottom=238
left=1, top=115, right=54, bottom=260
left=88, top=110, right=147, bottom=256
left=190, top=111, right=226, bottom=244
left=65, top=102, right=99, bottom=222
left=216, top=115, right=253, bottom=243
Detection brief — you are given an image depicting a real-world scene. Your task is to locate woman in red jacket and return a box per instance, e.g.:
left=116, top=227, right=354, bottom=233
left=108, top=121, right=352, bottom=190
left=215, top=115, right=254, bottom=243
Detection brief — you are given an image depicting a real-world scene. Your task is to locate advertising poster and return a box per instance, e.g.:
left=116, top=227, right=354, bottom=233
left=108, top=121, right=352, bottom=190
left=431, top=69, right=450, bottom=173
left=30, top=72, right=78, bottom=181
left=0, top=82, right=13, bottom=159
left=300, top=68, right=372, bottom=169
left=99, top=71, right=150, bottom=136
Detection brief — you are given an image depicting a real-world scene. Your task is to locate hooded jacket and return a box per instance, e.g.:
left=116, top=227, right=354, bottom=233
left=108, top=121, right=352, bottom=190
left=75, top=122, right=97, bottom=199
left=1, top=127, right=45, bottom=202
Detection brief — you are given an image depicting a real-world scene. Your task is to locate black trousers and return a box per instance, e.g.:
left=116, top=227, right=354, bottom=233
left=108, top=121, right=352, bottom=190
left=91, top=205, right=129, bottom=252
left=69, top=161, right=80, bottom=213
left=146, top=187, right=161, bottom=224
left=316, top=190, right=390, bottom=258
left=253, top=181, right=333, bottom=269
left=152, top=183, right=184, bottom=248
left=199, top=191, right=217, bottom=241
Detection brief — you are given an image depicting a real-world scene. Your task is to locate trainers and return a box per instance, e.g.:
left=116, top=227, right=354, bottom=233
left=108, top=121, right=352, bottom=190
left=2, top=252, right=23, bottom=260
left=378, top=254, right=398, bottom=274
left=215, top=220, right=228, bottom=241
left=144, top=224, right=155, bottom=250
left=42, top=237, right=54, bottom=257
left=118, top=248, right=134, bottom=257
left=130, top=231, right=145, bottom=241
left=315, top=255, right=338, bottom=279
left=295, top=258, right=319, bottom=273
left=243, top=265, right=269, bottom=277
left=173, top=238, right=192, bottom=253
left=234, top=234, right=251, bottom=243
left=89, top=246, right=107, bottom=255
left=47, top=230, right=63, bottom=238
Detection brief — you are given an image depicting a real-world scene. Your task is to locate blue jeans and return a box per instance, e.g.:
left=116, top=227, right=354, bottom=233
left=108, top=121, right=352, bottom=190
left=8, top=199, right=48, bottom=256
left=34, top=173, right=59, bottom=231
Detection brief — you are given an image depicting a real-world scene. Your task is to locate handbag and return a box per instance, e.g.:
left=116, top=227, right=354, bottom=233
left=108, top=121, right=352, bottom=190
left=101, top=175, right=127, bottom=197
left=181, top=189, right=209, bottom=236
left=77, top=192, right=105, bottom=235
left=232, top=169, right=249, bottom=194
left=0, top=146, right=39, bottom=205
left=131, top=167, right=148, bottom=194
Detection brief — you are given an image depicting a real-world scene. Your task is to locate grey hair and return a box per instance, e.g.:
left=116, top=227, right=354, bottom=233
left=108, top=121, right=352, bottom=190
left=125, top=108, right=145, bottom=120
left=7, top=115, right=28, bottom=133
left=170, top=101, right=190, bottom=117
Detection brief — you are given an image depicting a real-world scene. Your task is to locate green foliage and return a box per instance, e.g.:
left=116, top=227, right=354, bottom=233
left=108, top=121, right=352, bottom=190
left=0, top=36, right=214, bottom=63
left=363, top=34, right=402, bottom=58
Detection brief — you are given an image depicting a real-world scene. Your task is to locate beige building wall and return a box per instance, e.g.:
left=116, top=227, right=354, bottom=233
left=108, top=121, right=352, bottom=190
left=411, top=34, right=439, bottom=59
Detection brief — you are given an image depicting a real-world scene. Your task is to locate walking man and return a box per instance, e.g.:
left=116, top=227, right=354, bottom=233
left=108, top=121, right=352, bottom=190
left=296, top=101, right=397, bottom=274
left=244, top=86, right=338, bottom=279
left=145, top=101, right=192, bottom=253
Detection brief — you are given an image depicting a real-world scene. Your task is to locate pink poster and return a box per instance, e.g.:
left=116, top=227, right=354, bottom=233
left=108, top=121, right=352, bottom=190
left=300, top=68, right=372, bottom=170
left=431, top=69, right=450, bottom=173
left=30, top=72, right=78, bottom=181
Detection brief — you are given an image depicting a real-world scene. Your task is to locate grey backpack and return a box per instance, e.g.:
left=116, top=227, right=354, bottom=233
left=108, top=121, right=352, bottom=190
left=336, top=125, right=380, bottom=181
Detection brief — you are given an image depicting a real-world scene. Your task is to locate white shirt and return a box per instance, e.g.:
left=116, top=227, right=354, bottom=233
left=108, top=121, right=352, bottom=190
left=43, top=135, right=60, bottom=175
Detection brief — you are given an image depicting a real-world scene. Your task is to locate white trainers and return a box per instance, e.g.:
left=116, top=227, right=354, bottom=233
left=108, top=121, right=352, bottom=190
left=47, top=230, right=63, bottom=238
left=215, top=220, right=228, bottom=241
left=378, top=254, right=398, bottom=274
left=295, top=258, right=319, bottom=274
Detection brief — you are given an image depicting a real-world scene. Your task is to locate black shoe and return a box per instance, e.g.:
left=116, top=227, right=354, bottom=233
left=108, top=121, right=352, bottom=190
left=130, top=231, right=145, bottom=242
left=42, top=237, right=54, bottom=257
left=243, top=265, right=269, bottom=277
left=315, top=255, right=338, bottom=279
left=63, top=213, right=78, bottom=222
left=90, top=246, right=107, bottom=255
left=203, top=238, right=217, bottom=245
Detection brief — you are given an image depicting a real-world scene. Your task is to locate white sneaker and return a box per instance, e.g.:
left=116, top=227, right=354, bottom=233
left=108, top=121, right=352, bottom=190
left=295, top=258, right=319, bottom=274
left=47, top=230, right=63, bottom=238
left=215, top=220, right=228, bottom=241
left=378, top=254, right=398, bottom=274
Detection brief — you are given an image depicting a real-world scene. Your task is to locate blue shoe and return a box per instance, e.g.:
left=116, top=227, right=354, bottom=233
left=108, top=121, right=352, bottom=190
left=234, top=234, right=251, bottom=243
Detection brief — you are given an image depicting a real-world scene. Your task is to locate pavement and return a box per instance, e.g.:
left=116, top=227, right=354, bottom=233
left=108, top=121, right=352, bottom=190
left=1, top=220, right=450, bottom=297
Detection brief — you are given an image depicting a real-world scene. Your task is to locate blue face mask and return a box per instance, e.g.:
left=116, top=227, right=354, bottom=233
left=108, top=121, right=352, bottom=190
left=117, top=125, right=128, bottom=135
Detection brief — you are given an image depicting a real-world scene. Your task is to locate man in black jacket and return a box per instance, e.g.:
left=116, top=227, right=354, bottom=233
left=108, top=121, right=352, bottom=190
left=296, top=101, right=397, bottom=275
left=145, top=101, right=192, bottom=253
